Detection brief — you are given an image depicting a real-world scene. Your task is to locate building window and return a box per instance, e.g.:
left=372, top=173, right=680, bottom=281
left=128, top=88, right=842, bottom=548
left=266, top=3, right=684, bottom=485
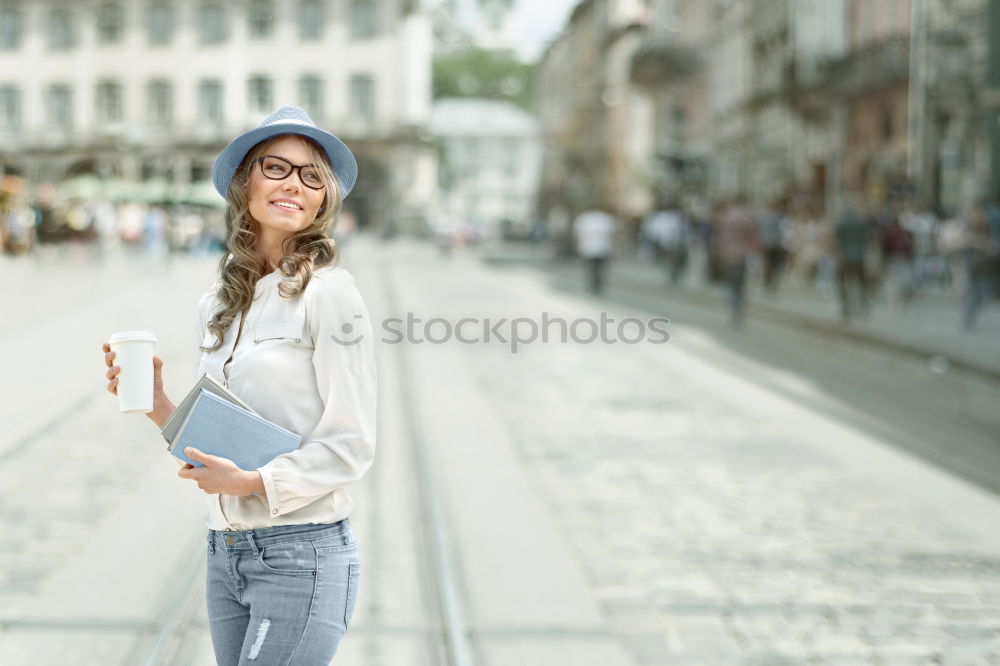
left=148, top=80, right=173, bottom=127
left=96, top=80, right=123, bottom=123
left=199, top=2, right=228, bottom=44
left=0, top=4, right=24, bottom=51
left=147, top=2, right=174, bottom=45
left=349, top=0, right=377, bottom=40
left=502, top=138, right=519, bottom=178
left=47, top=85, right=73, bottom=131
left=0, top=85, right=20, bottom=130
left=349, top=74, right=375, bottom=122
left=299, top=75, right=324, bottom=121
left=461, top=137, right=478, bottom=167
left=199, top=80, right=224, bottom=127
left=47, top=7, right=76, bottom=50
left=881, top=105, right=893, bottom=139
left=298, top=0, right=324, bottom=40
left=248, top=0, right=274, bottom=39
left=248, top=76, right=273, bottom=114
left=462, top=137, right=479, bottom=178
left=859, top=0, right=875, bottom=45
left=191, top=162, right=211, bottom=182
left=97, top=3, right=124, bottom=44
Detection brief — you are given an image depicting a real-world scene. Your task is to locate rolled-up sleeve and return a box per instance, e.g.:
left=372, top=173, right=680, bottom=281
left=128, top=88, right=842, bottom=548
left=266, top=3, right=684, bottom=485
left=256, top=271, right=377, bottom=517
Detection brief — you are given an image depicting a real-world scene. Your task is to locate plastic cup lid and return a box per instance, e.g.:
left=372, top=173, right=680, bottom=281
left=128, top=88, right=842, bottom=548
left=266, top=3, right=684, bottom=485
left=108, top=330, right=158, bottom=344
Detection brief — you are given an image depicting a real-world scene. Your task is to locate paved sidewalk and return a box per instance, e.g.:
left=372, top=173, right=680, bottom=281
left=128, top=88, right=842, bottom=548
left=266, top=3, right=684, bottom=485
left=395, top=238, right=1000, bottom=664
left=480, top=242, right=1000, bottom=379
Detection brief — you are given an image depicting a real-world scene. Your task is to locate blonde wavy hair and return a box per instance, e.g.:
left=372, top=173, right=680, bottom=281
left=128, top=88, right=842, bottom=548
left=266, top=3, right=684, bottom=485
left=201, top=134, right=345, bottom=353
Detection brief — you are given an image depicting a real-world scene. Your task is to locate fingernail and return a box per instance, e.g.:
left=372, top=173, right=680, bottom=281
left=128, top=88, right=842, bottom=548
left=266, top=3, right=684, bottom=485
left=185, top=447, right=193, bottom=454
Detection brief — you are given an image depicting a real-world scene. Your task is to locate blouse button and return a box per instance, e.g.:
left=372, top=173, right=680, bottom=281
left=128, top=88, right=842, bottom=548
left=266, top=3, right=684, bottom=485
left=272, top=509, right=278, bottom=515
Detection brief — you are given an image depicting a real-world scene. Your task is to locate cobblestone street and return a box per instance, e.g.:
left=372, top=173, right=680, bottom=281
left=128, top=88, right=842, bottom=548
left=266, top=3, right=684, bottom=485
left=383, top=239, right=1000, bottom=665
left=1, top=237, right=999, bottom=664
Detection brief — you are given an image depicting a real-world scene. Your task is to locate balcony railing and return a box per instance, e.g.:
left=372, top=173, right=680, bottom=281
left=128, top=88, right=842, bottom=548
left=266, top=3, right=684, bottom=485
left=822, top=35, right=910, bottom=98
left=629, top=35, right=700, bottom=89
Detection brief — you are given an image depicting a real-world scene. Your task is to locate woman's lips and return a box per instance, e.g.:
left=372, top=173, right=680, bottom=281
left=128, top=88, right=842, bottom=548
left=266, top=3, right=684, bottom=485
left=270, top=201, right=302, bottom=213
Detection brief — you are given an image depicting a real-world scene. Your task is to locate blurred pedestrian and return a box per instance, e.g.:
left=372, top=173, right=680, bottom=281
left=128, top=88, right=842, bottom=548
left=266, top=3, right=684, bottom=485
left=642, top=198, right=689, bottom=285
left=101, top=106, right=373, bottom=665
left=938, top=210, right=966, bottom=292
left=143, top=205, right=169, bottom=264
left=880, top=213, right=914, bottom=312
left=2, top=202, right=36, bottom=255
left=758, top=198, right=791, bottom=293
left=574, top=206, right=617, bottom=294
left=960, top=203, right=998, bottom=331
left=118, top=202, right=144, bottom=250
left=715, top=198, right=758, bottom=328
left=91, top=199, right=118, bottom=259
left=834, top=198, right=872, bottom=322
left=902, top=207, right=939, bottom=292
left=639, top=207, right=663, bottom=264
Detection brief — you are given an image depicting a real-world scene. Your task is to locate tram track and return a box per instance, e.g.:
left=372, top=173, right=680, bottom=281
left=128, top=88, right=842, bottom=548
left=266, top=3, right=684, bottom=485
left=379, top=261, right=478, bottom=666
left=131, top=536, right=206, bottom=666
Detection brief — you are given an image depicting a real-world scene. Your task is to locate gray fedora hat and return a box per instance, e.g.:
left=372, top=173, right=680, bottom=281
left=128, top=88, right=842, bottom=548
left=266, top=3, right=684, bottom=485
left=212, top=106, right=358, bottom=199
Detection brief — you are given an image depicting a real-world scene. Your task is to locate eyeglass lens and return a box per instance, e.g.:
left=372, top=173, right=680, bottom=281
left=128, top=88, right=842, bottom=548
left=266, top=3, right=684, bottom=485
left=259, top=155, right=325, bottom=189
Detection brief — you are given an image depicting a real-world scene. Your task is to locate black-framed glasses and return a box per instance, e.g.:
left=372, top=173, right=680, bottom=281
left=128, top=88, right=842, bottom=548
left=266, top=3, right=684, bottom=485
left=255, top=155, right=325, bottom=190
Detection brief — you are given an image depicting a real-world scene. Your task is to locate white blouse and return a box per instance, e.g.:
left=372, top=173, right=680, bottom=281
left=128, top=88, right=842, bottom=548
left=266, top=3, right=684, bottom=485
left=194, top=265, right=377, bottom=531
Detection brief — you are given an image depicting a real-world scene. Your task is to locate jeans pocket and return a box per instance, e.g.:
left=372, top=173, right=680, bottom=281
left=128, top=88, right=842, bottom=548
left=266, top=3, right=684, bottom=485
left=344, top=561, right=360, bottom=626
left=256, top=540, right=317, bottom=576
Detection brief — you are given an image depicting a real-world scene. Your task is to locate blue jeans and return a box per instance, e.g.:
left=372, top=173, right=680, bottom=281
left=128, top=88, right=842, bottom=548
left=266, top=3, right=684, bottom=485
left=206, top=519, right=361, bottom=665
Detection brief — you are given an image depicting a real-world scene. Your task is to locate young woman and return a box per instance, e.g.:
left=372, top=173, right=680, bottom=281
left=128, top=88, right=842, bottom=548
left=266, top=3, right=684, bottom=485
left=102, top=106, right=377, bottom=664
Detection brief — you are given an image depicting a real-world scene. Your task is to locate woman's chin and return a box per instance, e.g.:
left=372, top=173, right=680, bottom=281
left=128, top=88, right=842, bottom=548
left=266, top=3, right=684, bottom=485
left=261, top=217, right=305, bottom=233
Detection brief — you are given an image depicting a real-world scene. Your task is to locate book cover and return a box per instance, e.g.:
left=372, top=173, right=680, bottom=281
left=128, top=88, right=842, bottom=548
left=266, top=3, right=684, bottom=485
left=161, top=373, right=255, bottom=444
left=167, top=389, right=302, bottom=471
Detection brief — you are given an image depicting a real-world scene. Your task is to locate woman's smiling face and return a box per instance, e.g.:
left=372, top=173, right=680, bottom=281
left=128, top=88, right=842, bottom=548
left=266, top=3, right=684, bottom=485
left=247, top=135, right=326, bottom=240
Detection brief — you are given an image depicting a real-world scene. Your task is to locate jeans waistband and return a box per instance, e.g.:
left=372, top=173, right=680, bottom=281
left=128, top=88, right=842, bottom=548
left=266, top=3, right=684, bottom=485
left=208, top=518, right=350, bottom=550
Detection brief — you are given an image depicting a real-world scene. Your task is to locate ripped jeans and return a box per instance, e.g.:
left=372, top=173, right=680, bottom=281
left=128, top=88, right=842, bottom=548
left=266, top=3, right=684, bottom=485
left=206, top=519, right=361, bottom=665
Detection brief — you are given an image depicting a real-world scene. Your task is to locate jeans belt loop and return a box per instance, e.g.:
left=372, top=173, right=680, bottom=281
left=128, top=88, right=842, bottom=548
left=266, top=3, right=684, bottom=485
left=207, top=530, right=216, bottom=555
left=245, top=530, right=259, bottom=554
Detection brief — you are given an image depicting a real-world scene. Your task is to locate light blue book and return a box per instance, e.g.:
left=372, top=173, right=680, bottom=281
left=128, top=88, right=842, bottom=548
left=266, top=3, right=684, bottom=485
left=161, top=373, right=255, bottom=444
left=166, top=388, right=302, bottom=471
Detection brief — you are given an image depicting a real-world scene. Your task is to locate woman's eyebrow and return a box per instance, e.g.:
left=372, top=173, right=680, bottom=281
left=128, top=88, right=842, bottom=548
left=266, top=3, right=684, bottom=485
left=268, top=154, right=316, bottom=166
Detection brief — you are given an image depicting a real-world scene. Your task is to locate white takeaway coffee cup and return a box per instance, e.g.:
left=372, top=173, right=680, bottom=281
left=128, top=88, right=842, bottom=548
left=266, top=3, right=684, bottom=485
left=107, top=330, right=158, bottom=414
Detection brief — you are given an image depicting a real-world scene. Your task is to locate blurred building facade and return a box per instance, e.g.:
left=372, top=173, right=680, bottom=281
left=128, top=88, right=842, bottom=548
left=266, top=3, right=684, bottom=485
left=0, top=0, right=436, bottom=233
left=537, top=0, right=611, bottom=227
left=538, top=0, right=995, bottom=223
left=430, top=0, right=516, bottom=55
left=429, top=97, right=540, bottom=237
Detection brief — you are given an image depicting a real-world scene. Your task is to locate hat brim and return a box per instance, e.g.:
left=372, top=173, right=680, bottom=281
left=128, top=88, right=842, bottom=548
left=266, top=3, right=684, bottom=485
left=212, top=121, right=358, bottom=200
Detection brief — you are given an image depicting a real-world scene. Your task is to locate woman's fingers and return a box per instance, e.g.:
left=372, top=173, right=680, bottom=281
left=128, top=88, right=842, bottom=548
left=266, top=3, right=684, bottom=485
left=103, top=343, right=119, bottom=394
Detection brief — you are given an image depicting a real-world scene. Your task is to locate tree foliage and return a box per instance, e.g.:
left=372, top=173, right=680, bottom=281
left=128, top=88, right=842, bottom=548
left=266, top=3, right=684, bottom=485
left=433, top=48, right=535, bottom=111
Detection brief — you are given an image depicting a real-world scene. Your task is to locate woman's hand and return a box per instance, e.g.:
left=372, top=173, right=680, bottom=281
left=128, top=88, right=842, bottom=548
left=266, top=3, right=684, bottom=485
left=102, top=342, right=175, bottom=426
left=178, top=447, right=265, bottom=497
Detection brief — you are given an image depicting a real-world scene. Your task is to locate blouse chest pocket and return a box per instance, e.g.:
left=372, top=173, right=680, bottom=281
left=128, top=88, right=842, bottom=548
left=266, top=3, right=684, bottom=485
left=254, top=318, right=307, bottom=344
